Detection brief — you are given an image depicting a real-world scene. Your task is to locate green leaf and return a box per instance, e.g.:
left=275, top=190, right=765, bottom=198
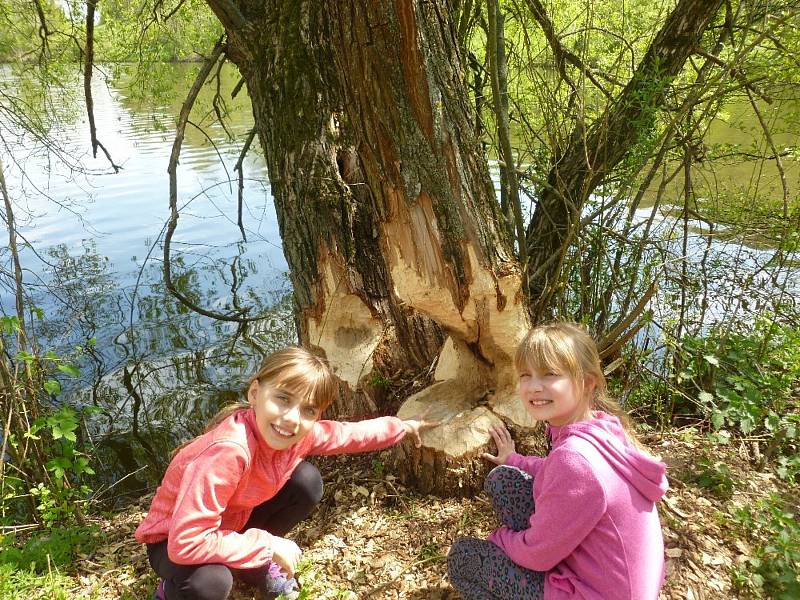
left=1, top=315, right=20, bottom=335
left=739, top=415, right=755, bottom=434
left=703, top=355, right=720, bottom=366
left=698, top=391, right=714, bottom=404
left=44, top=379, right=62, bottom=396
left=15, top=351, right=35, bottom=363
left=57, top=364, right=81, bottom=377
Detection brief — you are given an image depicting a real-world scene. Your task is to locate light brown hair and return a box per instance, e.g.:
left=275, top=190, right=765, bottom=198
left=515, top=322, right=640, bottom=445
left=174, top=347, right=336, bottom=455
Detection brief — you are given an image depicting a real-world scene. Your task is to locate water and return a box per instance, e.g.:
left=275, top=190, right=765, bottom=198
left=1, top=64, right=296, bottom=494
left=1, top=65, right=798, bottom=498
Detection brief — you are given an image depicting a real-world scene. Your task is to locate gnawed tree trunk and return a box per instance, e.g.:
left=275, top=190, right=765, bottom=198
left=212, top=0, right=533, bottom=495
left=205, top=0, right=725, bottom=495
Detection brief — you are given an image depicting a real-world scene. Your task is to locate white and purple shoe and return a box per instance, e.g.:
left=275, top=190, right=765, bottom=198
left=152, top=579, right=166, bottom=600
left=265, top=563, right=300, bottom=600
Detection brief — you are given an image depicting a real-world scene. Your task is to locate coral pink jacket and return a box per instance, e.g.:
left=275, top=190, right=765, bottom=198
left=135, top=408, right=405, bottom=569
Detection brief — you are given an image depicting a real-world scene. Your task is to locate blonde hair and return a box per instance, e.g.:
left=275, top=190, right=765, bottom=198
left=515, top=322, right=640, bottom=445
left=174, top=347, right=337, bottom=455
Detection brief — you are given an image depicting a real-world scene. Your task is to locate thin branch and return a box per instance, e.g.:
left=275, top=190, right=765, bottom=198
left=488, top=0, right=526, bottom=262
left=84, top=0, right=120, bottom=172
left=210, top=56, right=235, bottom=140
left=231, top=76, right=246, bottom=99
left=521, top=0, right=613, bottom=99
left=693, top=47, right=772, bottom=104
left=186, top=119, right=232, bottom=192
left=203, top=0, right=249, bottom=32
left=744, top=88, right=789, bottom=220
left=598, top=279, right=658, bottom=360
left=0, top=158, right=26, bottom=347
left=162, top=0, right=189, bottom=22
left=233, top=128, right=257, bottom=242
left=32, top=0, right=51, bottom=63
left=164, top=36, right=258, bottom=324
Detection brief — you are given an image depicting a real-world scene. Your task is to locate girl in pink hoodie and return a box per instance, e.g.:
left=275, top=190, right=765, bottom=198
left=136, top=347, right=435, bottom=600
left=448, top=322, right=668, bottom=599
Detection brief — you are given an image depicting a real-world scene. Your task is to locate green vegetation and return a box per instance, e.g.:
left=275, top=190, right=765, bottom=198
left=0, top=526, right=99, bottom=573
left=1, top=315, right=98, bottom=528
left=0, top=525, right=100, bottom=599
left=1, top=0, right=799, bottom=597
left=0, top=563, right=75, bottom=600
left=662, top=318, right=799, bottom=482
left=729, top=495, right=800, bottom=599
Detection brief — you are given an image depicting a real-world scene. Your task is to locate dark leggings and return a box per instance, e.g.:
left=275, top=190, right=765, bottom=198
left=447, top=465, right=546, bottom=599
left=147, top=461, right=323, bottom=600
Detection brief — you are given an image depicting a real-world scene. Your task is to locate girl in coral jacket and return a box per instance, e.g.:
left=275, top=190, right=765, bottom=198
left=136, top=346, right=435, bottom=600
left=448, top=322, right=668, bottom=600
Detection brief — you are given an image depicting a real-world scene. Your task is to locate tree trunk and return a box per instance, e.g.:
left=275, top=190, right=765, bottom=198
left=210, top=0, right=533, bottom=495
left=205, top=0, right=725, bottom=495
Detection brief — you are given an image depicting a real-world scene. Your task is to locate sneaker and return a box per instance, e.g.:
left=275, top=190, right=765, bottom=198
left=264, top=565, right=300, bottom=600
left=152, top=579, right=166, bottom=600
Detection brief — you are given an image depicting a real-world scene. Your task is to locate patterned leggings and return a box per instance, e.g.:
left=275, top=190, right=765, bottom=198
left=447, top=466, right=546, bottom=600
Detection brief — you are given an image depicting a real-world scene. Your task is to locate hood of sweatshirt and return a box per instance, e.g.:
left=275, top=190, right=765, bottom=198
left=548, top=411, right=668, bottom=502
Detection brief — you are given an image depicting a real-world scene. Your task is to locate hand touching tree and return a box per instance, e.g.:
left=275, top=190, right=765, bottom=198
left=482, top=424, right=516, bottom=465
left=402, top=413, right=442, bottom=448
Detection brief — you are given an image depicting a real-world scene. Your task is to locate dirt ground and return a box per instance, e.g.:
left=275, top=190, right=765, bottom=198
left=70, top=429, right=790, bottom=599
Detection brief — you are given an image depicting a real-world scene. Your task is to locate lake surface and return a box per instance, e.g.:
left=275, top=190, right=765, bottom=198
left=1, top=64, right=297, bottom=495
left=1, top=64, right=797, bottom=499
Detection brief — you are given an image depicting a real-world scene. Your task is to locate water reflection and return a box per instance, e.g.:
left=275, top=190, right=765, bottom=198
left=0, top=64, right=295, bottom=500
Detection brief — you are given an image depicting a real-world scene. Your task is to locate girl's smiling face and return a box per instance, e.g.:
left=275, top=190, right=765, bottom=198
left=248, top=380, right=321, bottom=450
left=518, top=368, right=593, bottom=426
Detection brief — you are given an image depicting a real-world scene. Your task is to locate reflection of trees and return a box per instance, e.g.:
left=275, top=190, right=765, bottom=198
left=111, top=62, right=256, bottom=157
left=23, top=238, right=295, bottom=498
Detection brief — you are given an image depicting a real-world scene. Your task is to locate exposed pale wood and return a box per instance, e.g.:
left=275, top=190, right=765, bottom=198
left=221, top=0, right=531, bottom=494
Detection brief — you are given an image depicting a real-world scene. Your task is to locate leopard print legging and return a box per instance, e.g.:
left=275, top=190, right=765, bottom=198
left=447, top=466, right=546, bottom=600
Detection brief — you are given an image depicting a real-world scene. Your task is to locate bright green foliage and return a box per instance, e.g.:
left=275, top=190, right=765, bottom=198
left=96, top=0, right=223, bottom=104
left=0, top=0, right=76, bottom=63
left=97, top=0, right=222, bottom=63
left=671, top=318, right=800, bottom=481
left=25, top=406, right=96, bottom=527
left=0, top=563, right=73, bottom=599
left=730, top=494, right=800, bottom=599
left=1, top=315, right=97, bottom=528
left=0, top=526, right=98, bottom=573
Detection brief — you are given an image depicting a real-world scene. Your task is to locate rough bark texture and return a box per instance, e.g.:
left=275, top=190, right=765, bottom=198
left=209, top=0, right=530, bottom=495
left=204, top=0, right=725, bottom=495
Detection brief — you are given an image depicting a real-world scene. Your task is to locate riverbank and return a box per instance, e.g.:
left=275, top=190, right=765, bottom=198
left=3, top=427, right=794, bottom=599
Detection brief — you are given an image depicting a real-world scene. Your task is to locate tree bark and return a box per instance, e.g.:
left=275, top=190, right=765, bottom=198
left=204, top=0, right=726, bottom=495
left=209, top=0, right=532, bottom=495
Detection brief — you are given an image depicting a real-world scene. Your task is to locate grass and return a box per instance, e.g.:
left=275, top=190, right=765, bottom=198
left=0, top=564, right=75, bottom=600
left=1, top=431, right=797, bottom=599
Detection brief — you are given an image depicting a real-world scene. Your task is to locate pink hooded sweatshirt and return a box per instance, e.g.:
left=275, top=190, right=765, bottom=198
left=135, top=408, right=405, bottom=569
left=489, top=411, right=667, bottom=600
